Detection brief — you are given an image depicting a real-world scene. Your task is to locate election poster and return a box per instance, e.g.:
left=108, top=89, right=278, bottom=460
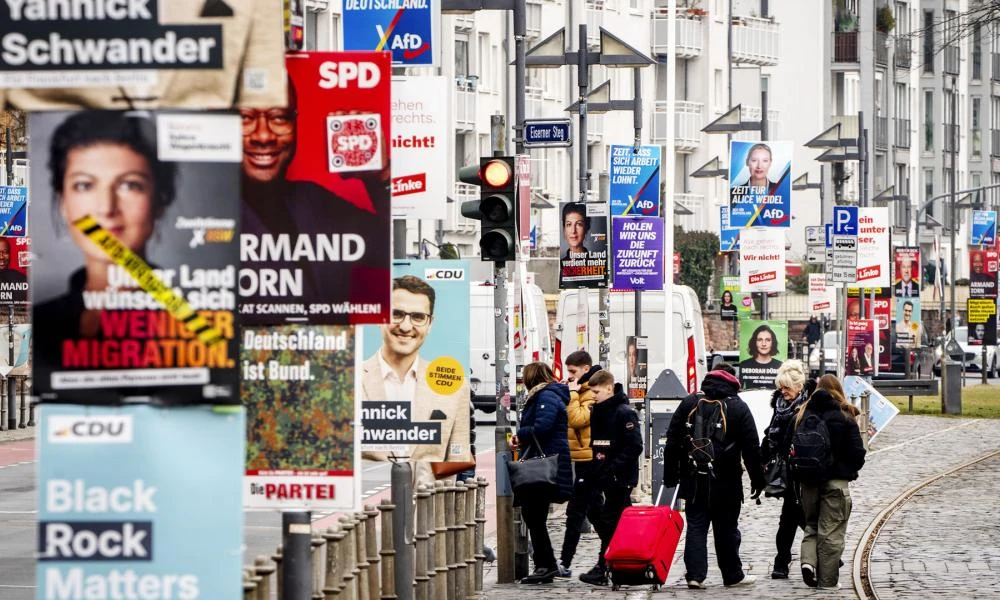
left=1, top=0, right=286, bottom=109
left=29, top=110, right=241, bottom=405
left=0, top=323, right=31, bottom=378
left=739, top=227, right=785, bottom=292
left=609, top=145, right=661, bottom=216
left=0, top=186, right=27, bottom=236
left=728, top=140, right=792, bottom=227
left=971, top=210, right=997, bottom=246
left=391, top=76, right=448, bottom=219
left=967, top=298, right=997, bottom=346
left=895, top=297, right=925, bottom=348
left=969, top=248, right=999, bottom=299
left=342, top=0, right=441, bottom=67
left=240, top=52, right=392, bottom=326
left=808, top=273, right=836, bottom=318
left=856, top=207, right=891, bottom=287
left=37, top=404, right=244, bottom=598
left=626, top=336, right=648, bottom=400
left=738, top=319, right=787, bottom=390
left=719, top=206, right=740, bottom=252
left=893, top=247, right=920, bottom=297
left=848, top=287, right=891, bottom=372
left=0, top=236, right=29, bottom=304
left=360, top=260, right=472, bottom=484
left=844, top=376, right=900, bottom=440
left=244, top=326, right=359, bottom=510
left=845, top=318, right=877, bottom=377
left=559, top=202, right=608, bottom=288
left=720, top=276, right=738, bottom=320
left=612, top=217, right=663, bottom=290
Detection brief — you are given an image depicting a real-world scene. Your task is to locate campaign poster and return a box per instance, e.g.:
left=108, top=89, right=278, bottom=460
left=739, top=227, right=785, bottom=292
left=808, top=273, right=836, bottom=318
left=626, top=336, right=648, bottom=400
left=893, top=247, right=920, bottom=297
left=29, top=110, right=241, bottom=405
left=844, top=376, right=900, bottom=440
left=37, top=404, right=244, bottom=598
left=969, top=248, right=999, bottom=299
left=967, top=298, right=997, bottom=346
left=612, top=217, right=663, bottom=290
left=719, top=206, right=740, bottom=252
left=244, top=326, right=359, bottom=510
left=609, top=145, right=661, bottom=216
left=856, top=207, right=891, bottom=287
left=342, top=0, right=441, bottom=66
left=720, top=276, right=738, bottom=320
left=360, top=260, right=472, bottom=483
left=0, top=186, right=27, bottom=236
left=895, top=296, right=924, bottom=348
left=845, top=318, right=877, bottom=377
left=971, top=210, right=997, bottom=246
left=239, top=52, right=392, bottom=326
left=391, top=76, right=448, bottom=218
left=0, top=323, right=31, bottom=378
left=847, top=287, right=890, bottom=371
left=738, top=319, right=788, bottom=390
left=559, top=202, right=608, bottom=289
left=1, top=1, right=286, bottom=109
left=0, top=236, right=29, bottom=304
left=728, top=140, right=792, bottom=228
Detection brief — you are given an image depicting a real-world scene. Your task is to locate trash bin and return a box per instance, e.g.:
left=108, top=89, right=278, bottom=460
left=645, top=369, right=688, bottom=505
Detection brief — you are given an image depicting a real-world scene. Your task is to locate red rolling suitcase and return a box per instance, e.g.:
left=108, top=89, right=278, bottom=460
left=604, top=486, right=684, bottom=591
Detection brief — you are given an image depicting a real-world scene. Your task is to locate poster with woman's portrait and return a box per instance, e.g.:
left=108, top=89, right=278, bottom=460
left=29, top=110, right=241, bottom=405
left=728, top=140, right=793, bottom=228
left=738, top=319, right=787, bottom=390
left=846, top=319, right=877, bottom=377
left=559, top=201, right=608, bottom=289
left=625, top=336, right=648, bottom=400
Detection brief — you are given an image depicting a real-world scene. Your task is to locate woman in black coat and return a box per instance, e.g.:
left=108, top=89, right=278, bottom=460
left=510, top=361, right=573, bottom=584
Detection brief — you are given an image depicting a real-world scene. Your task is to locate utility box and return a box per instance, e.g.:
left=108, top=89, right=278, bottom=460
left=645, top=369, right=689, bottom=505
left=942, top=362, right=963, bottom=414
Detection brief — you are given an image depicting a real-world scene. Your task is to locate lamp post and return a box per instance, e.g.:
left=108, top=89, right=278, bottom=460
left=793, top=168, right=827, bottom=374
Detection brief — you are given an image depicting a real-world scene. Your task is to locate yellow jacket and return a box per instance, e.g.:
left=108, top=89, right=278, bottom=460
left=567, top=383, right=596, bottom=461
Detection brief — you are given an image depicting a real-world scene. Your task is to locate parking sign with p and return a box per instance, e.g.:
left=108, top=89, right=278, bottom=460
left=833, top=206, right=859, bottom=236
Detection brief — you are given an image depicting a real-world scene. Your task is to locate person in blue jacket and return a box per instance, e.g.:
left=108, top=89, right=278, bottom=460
left=510, top=361, right=573, bottom=585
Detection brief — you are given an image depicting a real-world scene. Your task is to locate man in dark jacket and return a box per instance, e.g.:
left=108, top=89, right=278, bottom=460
left=578, top=371, right=643, bottom=586
left=662, top=368, right=766, bottom=589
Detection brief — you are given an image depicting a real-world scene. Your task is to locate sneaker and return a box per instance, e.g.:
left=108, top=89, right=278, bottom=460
left=819, top=583, right=842, bottom=590
left=520, top=566, right=557, bottom=584
left=578, top=565, right=608, bottom=587
left=686, top=579, right=707, bottom=589
left=725, top=575, right=757, bottom=587
left=801, top=564, right=817, bottom=588
left=556, top=565, right=572, bottom=579
left=771, top=562, right=790, bottom=579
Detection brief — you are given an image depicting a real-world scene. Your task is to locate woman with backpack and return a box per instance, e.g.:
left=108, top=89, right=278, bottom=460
left=791, top=375, right=866, bottom=589
left=760, top=360, right=814, bottom=579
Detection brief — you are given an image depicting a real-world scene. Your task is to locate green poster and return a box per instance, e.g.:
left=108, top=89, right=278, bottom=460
left=738, top=319, right=788, bottom=390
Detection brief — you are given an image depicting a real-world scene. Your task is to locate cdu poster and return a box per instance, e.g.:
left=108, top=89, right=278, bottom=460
left=611, top=217, right=663, bottom=290
left=608, top=145, right=661, bottom=216
left=728, top=140, right=792, bottom=227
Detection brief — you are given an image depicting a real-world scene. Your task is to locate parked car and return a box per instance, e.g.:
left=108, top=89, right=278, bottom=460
left=933, top=326, right=998, bottom=377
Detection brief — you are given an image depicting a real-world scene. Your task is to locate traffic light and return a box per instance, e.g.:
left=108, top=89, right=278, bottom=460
left=459, top=156, right=517, bottom=262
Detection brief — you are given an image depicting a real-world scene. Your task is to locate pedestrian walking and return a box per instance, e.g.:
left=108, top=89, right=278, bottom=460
left=761, top=359, right=814, bottom=579
left=510, top=362, right=573, bottom=585
left=576, top=371, right=642, bottom=587
left=558, top=351, right=602, bottom=577
left=662, top=365, right=766, bottom=589
left=790, top=375, right=866, bottom=589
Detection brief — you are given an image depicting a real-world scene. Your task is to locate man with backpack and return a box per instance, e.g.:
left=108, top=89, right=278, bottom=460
left=662, top=366, right=766, bottom=589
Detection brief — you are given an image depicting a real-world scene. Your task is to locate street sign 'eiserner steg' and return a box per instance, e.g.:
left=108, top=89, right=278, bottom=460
left=523, top=119, right=572, bottom=148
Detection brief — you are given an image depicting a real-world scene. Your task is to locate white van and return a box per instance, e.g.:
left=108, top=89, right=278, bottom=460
left=469, top=280, right=552, bottom=410
left=553, top=286, right=707, bottom=395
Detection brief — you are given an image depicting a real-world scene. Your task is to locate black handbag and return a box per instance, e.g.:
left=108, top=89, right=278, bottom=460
left=507, top=436, right=559, bottom=494
left=763, top=457, right=788, bottom=498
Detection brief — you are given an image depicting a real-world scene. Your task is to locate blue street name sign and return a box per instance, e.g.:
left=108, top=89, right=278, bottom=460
left=523, top=119, right=572, bottom=148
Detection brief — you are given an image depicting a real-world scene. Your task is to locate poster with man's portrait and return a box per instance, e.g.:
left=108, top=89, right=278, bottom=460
left=893, top=247, right=920, bottom=297
left=738, top=319, right=787, bottom=390
left=895, top=297, right=924, bottom=348
left=360, top=260, right=472, bottom=485
left=0, top=236, right=29, bottom=304
left=846, top=319, right=877, bottom=377
left=969, top=249, right=999, bottom=299
left=625, top=336, right=648, bottom=400
left=559, top=201, right=608, bottom=289
left=967, top=298, right=997, bottom=346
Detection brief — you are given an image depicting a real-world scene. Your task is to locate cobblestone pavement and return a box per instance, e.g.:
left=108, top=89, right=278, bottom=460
left=477, top=415, right=1000, bottom=599
left=867, top=453, right=1000, bottom=598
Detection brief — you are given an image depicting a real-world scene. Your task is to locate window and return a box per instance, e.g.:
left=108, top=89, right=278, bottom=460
left=454, top=134, right=468, bottom=175
left=973, top=97, right=983, bottom=158
left=894, top=1, right=908, bottom=34
left=924, top=169, right=934, bottom=217
left=455, top=38, right=469, bottom=78
left=923, top=10, right=934, bottom=73
left=714, top=69, right=724, bottom=112
left=973, top=24, right=983, bottom=80
left=924, top=90, right=934, bottom=151
left=305, top=11, right=318, bottom=50
left=477, top=33, right=490, bottom=90
left=629, top=0, right=638, bottom=11
left=894, top=83, right=908, bottom=119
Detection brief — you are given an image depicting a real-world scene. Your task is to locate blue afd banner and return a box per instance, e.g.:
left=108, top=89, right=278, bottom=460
left=342, top=0, right=440, bottom=66
left=971, top=210, right=997, bottom=246
left=0, top=186, right=27, bottom=236
left=728, top=140, right=792, bottom=227
left=719, top=206, right=740, bottom=252
left=37, top=405, right=244, bottom=600
left=609, top=145, right=661, bottom=216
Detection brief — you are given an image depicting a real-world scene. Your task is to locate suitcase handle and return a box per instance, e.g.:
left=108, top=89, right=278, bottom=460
left=655, top=485, right=681, bottom=509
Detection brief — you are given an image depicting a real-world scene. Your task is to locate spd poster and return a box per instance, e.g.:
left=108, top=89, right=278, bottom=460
left=608, top=145, right=661, bottom=216
left=0, top=236, right=29, bottom=304
left=846, top=319, right=876, bottom=377
left=738, top=319, right=787, bottom=390
left=559, top=202, right=608, bottom=288
left=969, top=249, right=999, bottom=299
left=728, top=140, right=792, bottom=227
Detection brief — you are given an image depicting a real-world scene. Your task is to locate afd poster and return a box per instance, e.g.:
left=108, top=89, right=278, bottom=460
left=391, top=76, right=448, bottom=219
left=244, top=326, right=359, bottom=510
left=0, top=236, right=29, bottom=304
left=0, top=186, right=27, bottom=236
left=612, top=217, right=663, bottom=290
left=342, top=0, right=441, bottom=66
left=728, top=140, right=792, bottom=227
left=609, top=145, right=661, bottom=216
left=37, top=404, right=244, bottom=599
left=856, top=207, right=890, bottom=287
left=738, top=319, right=787, bottom=390
left=29, top=110, right=241, bottom=405
left=971, top=210, right=997, bottom=246
left=360, top=260, right=472, bottom=483
left=559, top=202, right=608, bottom=289
left=719, top=206, right=740, bottom=252
left=893, top=247, right=920, bottom=297
left=240, top=52, right=392, bottom=326
left=739, top=227, right=785, bottom=292
left=846, top=318, right=876, bottom=377
left=844, top=376, right=900, bottom=440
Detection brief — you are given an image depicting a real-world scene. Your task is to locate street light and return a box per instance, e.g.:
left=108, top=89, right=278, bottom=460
left=690, top=156, right=728, bottom=179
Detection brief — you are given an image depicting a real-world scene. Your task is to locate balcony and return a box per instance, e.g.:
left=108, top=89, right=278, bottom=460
left=831, top=114, right=859, bottom=139
left=587, top=113, right=603, bottom=143
left=991, top=129, right=1000, bottom=157
left=675, top=193, right=706, bottom=231
left=454, top=14, right=474, bottom=32
left=650, top=100, right=704, bottom=153
left=453, top=81, right=476, bottom=131
left=874, top=115, right=888, bottom=151
left=526, top=0, right=542, bottom=39
left=586, top=1, right=603, bottom=47
left=875, top=31, right=887, bottom=66
left=942, top=123, right=958, bottom=153
left=833, top=31, right=859, bottom=63
left=993, top=53, right=1000, bottom=81
left=894, top=37, right=911, bottom=69
left=973, top=49, right=982, bottom=80
left=944, top=46, right=960, bottom=75
left=731, top=15, right=780, bottom=66
left=651, top=10, right=704, bottom=59
left=449, top=183, right=480, bottom=233
left=894, top=117, right=910, bottom=149
left=734, top=105, right=780, bottom=140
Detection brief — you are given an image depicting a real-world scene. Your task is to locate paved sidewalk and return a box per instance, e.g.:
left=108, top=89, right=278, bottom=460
left=478, top=415, right=1000, bottom=599
left=0, top=426, right=33, bottom=444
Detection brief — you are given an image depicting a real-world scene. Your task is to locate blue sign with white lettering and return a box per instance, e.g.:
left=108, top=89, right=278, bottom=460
left=833, top=205, right=859, bottom=236
left=825, top=223, right=833, bottom=248
left=523, top=120, right=572, bottom=148
left=609, top=145, right=661, bottom=216
left=0, top=186, right=27, bottom=237
left=719, top=206, right=740, bottom=252
left=971, top=210, right=997, bottom=246
left=342, top=0, right=440, bottom=66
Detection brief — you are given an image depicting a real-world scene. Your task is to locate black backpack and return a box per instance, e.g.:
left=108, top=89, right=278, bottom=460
left=686, top=394, right=728, bottom=476
left=788, top=411, right=833, bottom=483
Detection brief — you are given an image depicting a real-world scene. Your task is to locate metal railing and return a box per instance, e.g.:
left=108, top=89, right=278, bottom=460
left=453, top=85, right=476, bottom=131
left=992, top=129, right=1000, bottom=157
left=674, top=193, right=706, bottom=231
left=875, top=31, right=888, bottom=66
left=651, top=9, right=704, bottom=58
left=833, top=31, right=859, bottom=63
left=0, top=377, right=32, bottom=431
left=650, top=100, right=704, bottom=152
left=894, top=117, right=910, bottom=149
left=731, top=15, right=780, bottom=66
left=944, top=46, right=960, bottom=75
left=894, top=37, right=911, bottom=68
left=993, top=53, right=1000, bottom=81
left=585, top=1, right=603, bottom=46
left=874, top=115, right=888, bottom=150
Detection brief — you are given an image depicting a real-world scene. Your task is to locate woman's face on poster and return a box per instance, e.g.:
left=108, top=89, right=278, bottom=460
left=60, top=143, right=157, bottom=263
left=563, top=211, right=586, bottom=251
left=722, top=290, right=732, bottom=304
left=754, top=330, right=774, bottom=358
left=747, top=147, right=772, bottom=184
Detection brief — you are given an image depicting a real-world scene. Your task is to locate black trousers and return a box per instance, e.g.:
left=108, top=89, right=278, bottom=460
left=587, top=485, right=633, bottom=568
left=560, top=461, right=597, bottom=567
left=684, top=492, right=745, bottom=585
left=521, top=500, right=556, bottom=570
left=775, top=492, right=804, bottom=566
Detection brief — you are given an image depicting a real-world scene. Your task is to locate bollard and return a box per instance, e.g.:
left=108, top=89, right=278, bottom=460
left=860, top=391, right=872, bottom=450
left=378, top=499, right=397, bottom=600
left=425, top=483, right=439, bottom=599
left=27, top=396, right=35, bottom=427
left=282, top=512, right=314, bottom=600
left=413, top=485, right=430, bottom=600
left=254, top=555, right=276, bottom=600
left=17, top=379, right=26, bottom=429
left=463, top=479, right=477, bottom=596
left=354, top=512, right=371, bottom=600
left=244, top=568, right=258, bottom=600
left=365, top=505, right=381, bottom=600
left=339, top=516, right=358, bottom=599
left=454, top=483, right=468, bottom=600
left=389, top=463, right=414, bottom=600
left=0, top=380, right=6, bottom=431
left=312, top=535, right=327, bottom=600
left=272, top=546, right=284, bottom=600
left=474, top=477, right=488, bottom=592
left=444, top=483, right=458, bottom=599
left=322, top=526, right=343, bottom=599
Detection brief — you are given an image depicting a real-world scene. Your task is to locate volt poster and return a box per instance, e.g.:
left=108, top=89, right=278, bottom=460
left=342, top=0, right=441, bottom=66
left=391, top=76, right=448, bottom=219
left=728, top=140, right=792, bottom=227
left=609, top=145, right=661, bottom=216
left=612, top=217, right=663, bottom=290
